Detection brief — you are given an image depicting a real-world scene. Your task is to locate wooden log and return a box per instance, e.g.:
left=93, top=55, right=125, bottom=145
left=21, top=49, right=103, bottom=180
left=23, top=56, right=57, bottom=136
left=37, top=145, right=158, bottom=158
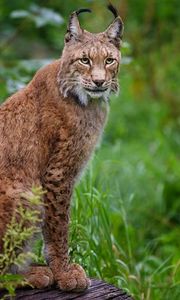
left=0, top=279, right=134, bottom=299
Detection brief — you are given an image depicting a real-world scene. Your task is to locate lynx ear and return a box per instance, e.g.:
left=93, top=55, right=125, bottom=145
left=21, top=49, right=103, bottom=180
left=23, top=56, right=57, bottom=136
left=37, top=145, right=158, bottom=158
left=105, top=17, right=124, bottom=48
left=65, top=8, right=91, bottom=43
left=105, top=4, right=124, bottom=48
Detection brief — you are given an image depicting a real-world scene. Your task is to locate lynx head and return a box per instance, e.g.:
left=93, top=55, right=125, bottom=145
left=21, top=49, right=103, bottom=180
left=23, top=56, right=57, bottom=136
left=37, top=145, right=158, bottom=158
left=58, top=5, right=124, bottom=105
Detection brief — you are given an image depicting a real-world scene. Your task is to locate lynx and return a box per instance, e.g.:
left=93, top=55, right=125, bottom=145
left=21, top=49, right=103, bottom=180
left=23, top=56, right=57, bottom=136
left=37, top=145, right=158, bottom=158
left=0, top=6, right=123, bottom=291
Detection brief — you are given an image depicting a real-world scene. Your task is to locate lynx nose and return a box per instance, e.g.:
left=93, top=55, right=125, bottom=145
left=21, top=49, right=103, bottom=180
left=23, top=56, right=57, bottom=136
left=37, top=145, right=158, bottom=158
left=93, top=80, right=105, bottom=87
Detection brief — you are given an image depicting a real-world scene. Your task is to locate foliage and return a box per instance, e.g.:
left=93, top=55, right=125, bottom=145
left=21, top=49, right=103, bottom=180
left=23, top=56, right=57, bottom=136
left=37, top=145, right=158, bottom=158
left=0, top=187, right=44, bottom=299
left=69, top=78, right=180, bottom=298
left=0, top=1, right=180, bottom=300
left=10, top=4, right=63, bottom=28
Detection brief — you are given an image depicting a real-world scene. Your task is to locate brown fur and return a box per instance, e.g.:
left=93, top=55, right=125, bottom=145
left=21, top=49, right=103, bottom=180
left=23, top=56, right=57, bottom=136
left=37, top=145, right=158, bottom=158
left=0, top=9, right=123, bottom=291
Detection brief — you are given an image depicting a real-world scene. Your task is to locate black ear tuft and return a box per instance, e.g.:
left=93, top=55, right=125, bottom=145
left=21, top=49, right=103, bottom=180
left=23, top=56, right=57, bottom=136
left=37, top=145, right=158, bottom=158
left=76, top=8, right=92, bottom=16
left=65, top=8, right=92, bottom=43
left=105, top=3, right=124, bottom=48
left=107, top=3, right=118, bottom=18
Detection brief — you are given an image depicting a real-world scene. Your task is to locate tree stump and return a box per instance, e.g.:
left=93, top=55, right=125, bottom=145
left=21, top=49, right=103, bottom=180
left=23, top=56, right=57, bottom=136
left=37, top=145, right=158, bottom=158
left=0, top=279, right=134, bottom=299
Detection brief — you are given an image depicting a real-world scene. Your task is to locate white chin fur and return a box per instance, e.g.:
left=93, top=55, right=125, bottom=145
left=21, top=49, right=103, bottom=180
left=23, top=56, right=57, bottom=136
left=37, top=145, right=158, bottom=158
left=74, top=86, right=89, bottom=105
left=74, top=86, right=110, bottom=105
left=86, top=90, right=104, bottom=98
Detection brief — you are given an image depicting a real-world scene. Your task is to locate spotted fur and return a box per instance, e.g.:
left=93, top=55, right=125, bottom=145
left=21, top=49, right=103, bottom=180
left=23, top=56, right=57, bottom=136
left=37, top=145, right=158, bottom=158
left=0, top=7, right=123, bottom=291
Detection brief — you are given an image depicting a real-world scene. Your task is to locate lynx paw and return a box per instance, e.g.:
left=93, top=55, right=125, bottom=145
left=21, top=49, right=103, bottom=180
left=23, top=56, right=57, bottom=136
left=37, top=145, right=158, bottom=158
left=57, top=263, right=90, bottom=291
left=24, top=266, right=54, bottom=289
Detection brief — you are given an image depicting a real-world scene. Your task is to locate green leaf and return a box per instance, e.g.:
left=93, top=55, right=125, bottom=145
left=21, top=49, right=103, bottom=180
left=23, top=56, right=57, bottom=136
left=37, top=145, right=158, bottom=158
left=10, top=10, right=30, bottom=19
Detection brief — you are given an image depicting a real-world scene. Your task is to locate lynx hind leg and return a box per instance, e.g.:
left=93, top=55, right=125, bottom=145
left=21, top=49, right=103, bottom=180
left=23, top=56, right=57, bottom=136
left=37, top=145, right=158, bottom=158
left=0, top=193, right=14, bottom=251
left=22, top=266, right=54, bottom=289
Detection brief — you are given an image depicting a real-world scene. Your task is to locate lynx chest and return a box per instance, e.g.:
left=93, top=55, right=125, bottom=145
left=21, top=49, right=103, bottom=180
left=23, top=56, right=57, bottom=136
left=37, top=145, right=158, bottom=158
left=53, top=100, right=109, bottom=176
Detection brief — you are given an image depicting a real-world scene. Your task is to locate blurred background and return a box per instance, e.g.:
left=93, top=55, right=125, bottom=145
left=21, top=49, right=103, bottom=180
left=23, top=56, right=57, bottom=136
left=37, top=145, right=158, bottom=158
left=0, top=0, right=180, bottom=299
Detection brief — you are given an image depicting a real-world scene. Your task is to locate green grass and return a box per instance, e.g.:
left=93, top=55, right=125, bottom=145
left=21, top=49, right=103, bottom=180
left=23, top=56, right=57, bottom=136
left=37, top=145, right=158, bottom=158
left=0, top=187, right=44, bottom=298
left=0, top=60, right=180, bottom=300
left=69, top=64, right=180, bottom=299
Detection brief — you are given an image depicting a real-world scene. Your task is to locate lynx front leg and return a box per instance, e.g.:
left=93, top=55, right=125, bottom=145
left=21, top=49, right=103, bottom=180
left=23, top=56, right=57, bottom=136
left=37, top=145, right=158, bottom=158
left=42, top=164, right=90, bottom=291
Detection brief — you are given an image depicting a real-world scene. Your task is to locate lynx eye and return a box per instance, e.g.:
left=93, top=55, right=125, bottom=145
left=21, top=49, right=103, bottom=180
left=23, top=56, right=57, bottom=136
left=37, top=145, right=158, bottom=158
left=79, top=57, right=90, bottom=65
left=105, top=58, right=115, bottom=65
